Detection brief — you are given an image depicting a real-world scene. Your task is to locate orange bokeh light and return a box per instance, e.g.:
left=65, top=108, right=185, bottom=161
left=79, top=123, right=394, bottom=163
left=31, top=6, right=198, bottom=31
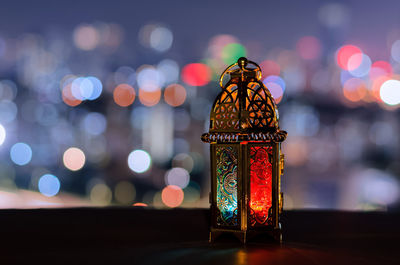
left=337, top=45, right=362, bottom=70
left=62, top=84, right=81, bottom=107
left=139, top=88, right=161, bottom=107
left=161, top=185, right=184, bottom=208
left=113, top=84, right=135, bottom=107
left=181, top=63, right=211, bottom=87
left=343, top=78, right=367, bottom=102
left=164, top=84, right=187, bottom=107
left=372, top=75, right=390, bottom=101
left=133, top=202, right=148, bottom=207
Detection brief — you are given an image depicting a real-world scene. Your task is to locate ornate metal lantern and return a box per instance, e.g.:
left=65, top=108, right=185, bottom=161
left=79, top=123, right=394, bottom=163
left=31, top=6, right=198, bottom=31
left=201, top=57, right=287, bottom=243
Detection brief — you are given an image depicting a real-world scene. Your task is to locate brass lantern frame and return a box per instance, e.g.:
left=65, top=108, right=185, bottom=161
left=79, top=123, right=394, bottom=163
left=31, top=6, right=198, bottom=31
left=202, top=57, right=287, bottom=243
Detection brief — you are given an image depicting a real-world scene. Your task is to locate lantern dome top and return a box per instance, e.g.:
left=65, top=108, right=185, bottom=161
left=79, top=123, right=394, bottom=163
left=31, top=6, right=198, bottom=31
left=202, top=57, right=287, bottom=143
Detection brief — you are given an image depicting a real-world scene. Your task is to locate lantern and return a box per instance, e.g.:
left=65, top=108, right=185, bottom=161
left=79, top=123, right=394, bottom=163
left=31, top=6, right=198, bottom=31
left=201, top=57, right=287, bottom=243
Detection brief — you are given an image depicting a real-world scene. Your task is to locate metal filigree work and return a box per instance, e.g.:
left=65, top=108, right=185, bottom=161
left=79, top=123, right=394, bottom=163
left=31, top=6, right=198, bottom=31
left=246, top=82, right=276, bottom=129
left=249, top=146, right=273, bottom=226
left=215, top=146, right=238, bottom=226
left=211, top=84, right=239, bottom=131
left=209, top=57, right=281, bottom=134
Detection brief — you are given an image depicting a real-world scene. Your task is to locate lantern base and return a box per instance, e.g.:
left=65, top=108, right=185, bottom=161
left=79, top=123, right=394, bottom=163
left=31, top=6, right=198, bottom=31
left=209, top=227, right=282, bottom=244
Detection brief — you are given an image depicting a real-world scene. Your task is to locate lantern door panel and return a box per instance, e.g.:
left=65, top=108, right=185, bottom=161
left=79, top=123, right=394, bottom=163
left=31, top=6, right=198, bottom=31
left=213, top=144, right=240, bottom=228
left=248, top=144, right=274, bottom=227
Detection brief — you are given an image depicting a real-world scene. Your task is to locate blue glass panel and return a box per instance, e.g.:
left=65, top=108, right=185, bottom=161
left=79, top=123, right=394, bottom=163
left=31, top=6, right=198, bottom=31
left=215, top=146, right=238, bottom=226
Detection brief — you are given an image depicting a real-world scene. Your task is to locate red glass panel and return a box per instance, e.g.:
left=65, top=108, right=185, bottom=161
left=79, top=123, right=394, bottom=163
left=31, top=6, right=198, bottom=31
left=249, top=146, right=273, bottom=226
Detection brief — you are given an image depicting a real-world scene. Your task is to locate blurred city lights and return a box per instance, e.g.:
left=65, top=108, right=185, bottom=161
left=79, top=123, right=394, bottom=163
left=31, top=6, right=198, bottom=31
left=90, top=183, right=112, bottom=205
left=161, top=185, right=184, bottom=208
left=391, top=39, right=400, bottom=63
left=208, top=34, right=239, bottom=59
left=38, top=174, right=61, bottom=197
left=82, top=112, right=107, bottom=136
left=0, top=101, right=17, bottom=124
left=165, top=167, right=190, bottom=189
left=343, top=78, right=367, bottom=102
left=336, top=45, right=362, bottom=70
left=73, top=24, right=100, bottom=51
left=157, top=59, right=180, bottom=84
left=164, top=84, right=186, bottom=107
left=0, top=80, right=18, bottom=101
left=0, top=5, right=399, bottom=210
left=380, top=79, right=400, bottom=105
left=358, top=169, right=400, bottom=205
left=138, top=88, right=161, bottom=107
left=0, top=124, right=5, bottom=146
left=149, top=26, right=173, bottom=52
left=137, top=66, right=164, bottom=92
left=10, top=143, right=32, bottom=166
left=296, top=36, right=322, bottom=60
left=128, top=149, right=151, bottom=173
left=260, top=60, right=280, bottom=78
left=181, top=63, right=211, bottom=86
left=113, top=84, right=135, bottom=107
left=114, top=181, right=136, bottom=204
left=172, top=153, right=194, bottom=173
left=348, top=53, right=371, bottom=77
left=263, top=75, right=286, bottom=103
left=35, top=103, right=59, bottom=127
left=221, top=43, right=246, bottom=64
left=369, top=61, right=392, bottom=80
left=62, top=83, right=82, bottom=107
left=266, top=82, right=284, bottom=103
left=114, top=66, right=136, bottom=86
left=63, top=147, right=86, bottom=171
left=86, top=76, right=103, bottom=100
left=173, top=109, right=191, bottom=131
left=318, top=3, right=350, bottom=28
left=133, top=202, right=148, bottom=207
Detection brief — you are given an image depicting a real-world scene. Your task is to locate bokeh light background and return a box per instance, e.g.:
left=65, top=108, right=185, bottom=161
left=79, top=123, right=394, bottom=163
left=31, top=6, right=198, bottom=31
left=0, top=0, right=400, bottom=210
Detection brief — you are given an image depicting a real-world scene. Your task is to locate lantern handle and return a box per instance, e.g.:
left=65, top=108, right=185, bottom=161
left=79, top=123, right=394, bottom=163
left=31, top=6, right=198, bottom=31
left=219, top=57, right=262, bottom=88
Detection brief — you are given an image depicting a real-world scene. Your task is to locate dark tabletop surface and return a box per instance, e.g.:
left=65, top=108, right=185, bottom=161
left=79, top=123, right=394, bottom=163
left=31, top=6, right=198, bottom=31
left=0, top=208, right=399, bottom=265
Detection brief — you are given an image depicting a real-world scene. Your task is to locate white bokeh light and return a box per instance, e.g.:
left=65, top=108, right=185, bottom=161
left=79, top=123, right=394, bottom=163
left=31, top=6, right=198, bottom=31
left=149, top=27, right=173, bottom=52
left=165, top=167, right=190, bottom=189
left=0, top=123, right=5, bottom=146
left=380, top=79, right=400, bottom=106
left=128, top=149, right=151, bottom=173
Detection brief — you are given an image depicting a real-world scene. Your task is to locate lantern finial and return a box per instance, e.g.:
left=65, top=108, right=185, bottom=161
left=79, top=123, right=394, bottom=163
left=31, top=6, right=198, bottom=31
left=237, top=57, right=248, bottom=69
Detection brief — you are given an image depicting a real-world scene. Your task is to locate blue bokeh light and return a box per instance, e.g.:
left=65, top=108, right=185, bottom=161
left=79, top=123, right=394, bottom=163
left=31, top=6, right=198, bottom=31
left=38, top=174, right=61, bottom=197
left=10, top=142, right=32, bottom=166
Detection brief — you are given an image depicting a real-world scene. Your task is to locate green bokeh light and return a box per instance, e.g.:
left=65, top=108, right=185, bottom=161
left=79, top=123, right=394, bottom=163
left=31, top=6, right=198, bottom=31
left=221, top=43, right=247, bottom=65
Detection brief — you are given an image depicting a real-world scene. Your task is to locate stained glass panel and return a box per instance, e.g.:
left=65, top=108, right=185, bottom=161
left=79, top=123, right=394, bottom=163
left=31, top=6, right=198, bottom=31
left=215, top=146, right=238, bottom=226
left=249, top=145, right=273, bottom=226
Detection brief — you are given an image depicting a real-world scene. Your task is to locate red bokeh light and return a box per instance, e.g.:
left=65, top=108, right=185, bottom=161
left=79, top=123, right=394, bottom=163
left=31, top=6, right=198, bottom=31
left=369, top=61, right=393, bottom=80
left=260, top=60, right=280, bottom=78
left=181, top=63, right=211, bottom=86
left=336, top=45, right=362, bottom=70
left=296, top=36, right=322, bottom=60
